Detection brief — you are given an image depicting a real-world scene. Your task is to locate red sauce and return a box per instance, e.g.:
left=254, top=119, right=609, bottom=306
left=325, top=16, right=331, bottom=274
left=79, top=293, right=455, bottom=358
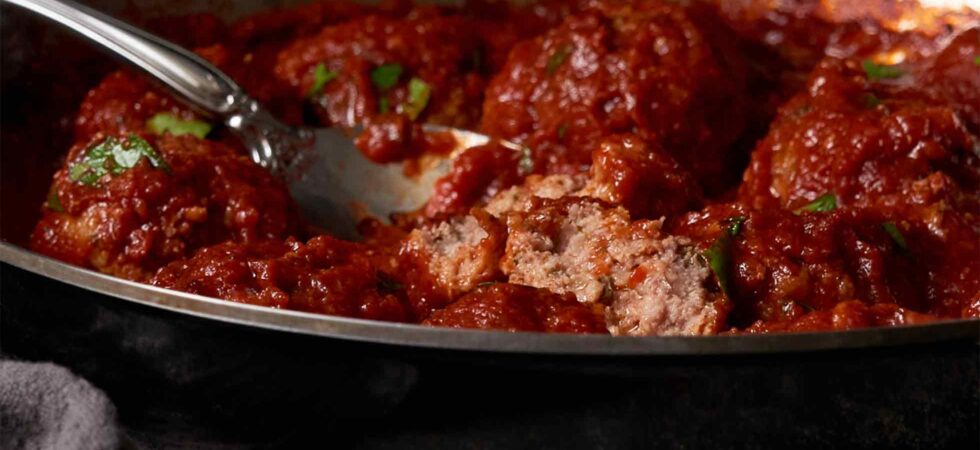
left=424, top=283, right=607, bottom=333
left=26, top=0, right=980, bottom=335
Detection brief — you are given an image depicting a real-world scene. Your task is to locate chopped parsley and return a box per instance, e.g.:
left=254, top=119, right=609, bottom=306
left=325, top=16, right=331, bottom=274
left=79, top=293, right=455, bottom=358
left=546, top=45, right=572, bottom=75
left=371, top=63, right=403, bottom=90
left=557, top=123, right=569, bottom=140
left=517, top=146, right=535, bottom=175
left=861, top=59, right=904, bottom=81
left=882, top=222, right=907, bottom=250
left=701, top=234, right=733, bottom=297
left=404, top=77, right=431, bottom=120
left=377, top=272, right=404, bottom=292
left=974, top=55, right=980, bottom=67
left=862, top=93, right=881, bottom=108
left=600, top=276, right=615, bottom=302
left=68, top=135, right=169, bottom=186
left=378, top=97, right=390, bottom=114
left=308, top=63, right=338, bottom=97
left=46, top=188, right=64, bottom=212
left=146, top=113, right=211, bottom=139
left=727, top=216, right=747, bottom=236
left=700, top=216, right=747, bottom=297
left=471, top=47, right=484, bottom=72
left=794, top=193, right=837, bottom=214
left=476, top=281, right=498, bottom=288
left=790, top=103, right=813, bottom=119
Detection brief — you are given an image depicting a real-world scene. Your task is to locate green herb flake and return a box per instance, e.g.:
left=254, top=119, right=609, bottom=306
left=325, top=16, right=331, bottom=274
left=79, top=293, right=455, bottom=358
left=794, top=193, right=837, bottom=214
left=517, top=146, right=535, bottom=175
left=371, top=63, right=403, bottom=91
left=68, top=135, right=170, bottom=186
left=476, top=281, right=498, bottom=288
left=307, top=63, right=338, bottom=97
left=377, top=272, right=404, bottom=293
left=882, top=222, right=907, bottom=250
left=404, top=77, right=431, bottom=121
left=974, top=55, right=980, bottom=67
left=557, top=123, right=569, bottom=140
left=378, top=97, right=390, bottom=114
left=546, top=45, right=572, bottom=75
left=600, top=276, right=615, bottom=302
left=701, top=234, right=732, bottom=297
left=471, top=47, right=484, bottom=72
left=861, top=93, right=881, bottom=108
left=727, top=216, right=747, bottom=237
left=46, top=188, right=64, bottom=212
left=861, top=59, right=904, bottom=81
left=146, top=113, right=211, bottom=139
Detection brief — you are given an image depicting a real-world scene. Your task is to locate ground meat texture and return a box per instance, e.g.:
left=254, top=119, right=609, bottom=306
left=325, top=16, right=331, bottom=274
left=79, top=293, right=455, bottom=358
left=152, top=236, right=408, bottom=321
left=423, top=283, right=607, bottom=334
left=480, top=0, right=747, bottom=192
left=31, top=133, right=300, bottom=281
left=484, top=173, right=586, bottom=217
left=403, top=210, right=506, bottom=297
left=501, top=197, right=724, bottom=336
left=484, top=134, right=701, bottom=221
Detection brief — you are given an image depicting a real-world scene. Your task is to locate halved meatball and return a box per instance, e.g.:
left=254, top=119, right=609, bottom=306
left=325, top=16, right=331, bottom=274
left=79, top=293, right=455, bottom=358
left=501, top=197, right=725, bottom=336
left=402, top=209, right=506, bottom=297
left=484, top=134, right=701, bottom=221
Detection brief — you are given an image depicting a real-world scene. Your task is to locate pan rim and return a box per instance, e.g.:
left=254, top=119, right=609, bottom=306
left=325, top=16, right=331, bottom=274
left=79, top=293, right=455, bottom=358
left=2, top=241, right=977, bottom=355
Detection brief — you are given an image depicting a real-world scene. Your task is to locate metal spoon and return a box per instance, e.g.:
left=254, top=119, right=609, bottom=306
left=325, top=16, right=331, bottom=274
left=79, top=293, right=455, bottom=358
left=6, top=0, right=498, bottom=239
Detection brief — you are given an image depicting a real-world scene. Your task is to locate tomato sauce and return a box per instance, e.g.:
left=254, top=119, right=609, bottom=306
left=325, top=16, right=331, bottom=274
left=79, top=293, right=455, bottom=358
left=26, top=0, right=980, bottom=335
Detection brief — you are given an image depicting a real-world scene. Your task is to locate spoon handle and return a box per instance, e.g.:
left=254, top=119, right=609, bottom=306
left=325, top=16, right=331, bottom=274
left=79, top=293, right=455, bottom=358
left=5, top=0, right=304, bottom=171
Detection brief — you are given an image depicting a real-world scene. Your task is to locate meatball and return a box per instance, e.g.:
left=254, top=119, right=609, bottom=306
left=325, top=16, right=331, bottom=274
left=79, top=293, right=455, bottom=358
left=671, top=202, right=972, bottom=327
left=423, top=283, right=607, bottom=334
left=484, top=173, right=586, bottom=217
left=274, top=9, right=488, bottom=133
left=481, top=134, right=701, bottom=220
left=152, top=236, right=408, bottom=322
left=736, top=52, right=979, bottom=319
left=74, top=71, right=194, bottom=143
left=501, top=197, right=725, bottom=336
left=578, top=134, right=702, bottom=220
left=403, top=210, right=506, bottom=297
left=31, top=133, right=300, bottom=280
left=739, top=57, right=978, bottom=213
left=480, top=0, right=747, bottom=191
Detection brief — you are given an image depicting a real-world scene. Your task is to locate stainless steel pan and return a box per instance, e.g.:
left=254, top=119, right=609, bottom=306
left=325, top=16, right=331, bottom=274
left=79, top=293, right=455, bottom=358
left=2, top=242, right=977, bottom=355
left=1, top=1, right=977, bottom=447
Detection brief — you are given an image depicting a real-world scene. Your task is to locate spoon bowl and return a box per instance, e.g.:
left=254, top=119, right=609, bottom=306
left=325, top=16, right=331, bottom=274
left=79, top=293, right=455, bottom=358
left=7, top=0, right=499, bottom=239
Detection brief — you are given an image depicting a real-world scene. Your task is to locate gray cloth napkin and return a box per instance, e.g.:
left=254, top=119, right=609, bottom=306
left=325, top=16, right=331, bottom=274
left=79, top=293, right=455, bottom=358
left=0, top=360, right=119, bottom=450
